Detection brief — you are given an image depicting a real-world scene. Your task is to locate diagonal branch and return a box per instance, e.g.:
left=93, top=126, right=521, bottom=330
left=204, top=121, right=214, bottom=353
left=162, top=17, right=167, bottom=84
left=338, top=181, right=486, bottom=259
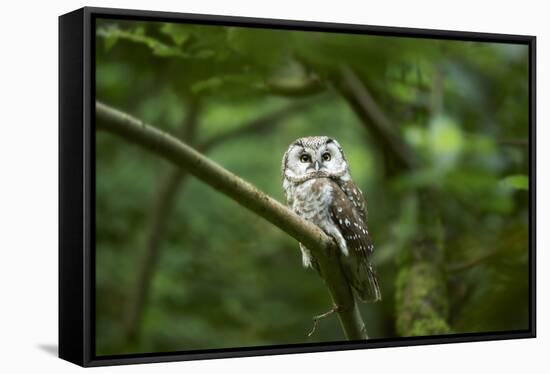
left=338, top=66, right=418, bottom=172
left=96, top=101, right=332, bottom=252
left=125, top=97, right=322, bottom=343
left=96, top=101, right=368, bottom=341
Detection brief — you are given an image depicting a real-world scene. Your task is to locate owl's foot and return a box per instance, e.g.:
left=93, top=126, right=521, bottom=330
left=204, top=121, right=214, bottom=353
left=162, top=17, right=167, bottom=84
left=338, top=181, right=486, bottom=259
left=307, top=304, right=340, bottom=337
left=302, top=253, right=313, bottom=268
left=299, top=244, right=315, bottom=268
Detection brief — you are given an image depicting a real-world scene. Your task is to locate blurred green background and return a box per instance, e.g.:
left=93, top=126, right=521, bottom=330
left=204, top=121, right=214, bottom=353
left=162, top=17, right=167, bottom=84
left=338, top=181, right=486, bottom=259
left=95, top=18, right=530, bottom=356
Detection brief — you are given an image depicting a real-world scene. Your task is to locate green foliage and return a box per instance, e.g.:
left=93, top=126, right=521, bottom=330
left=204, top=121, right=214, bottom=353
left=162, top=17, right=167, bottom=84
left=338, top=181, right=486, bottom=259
left=95, top=18, right=530, bottom=355
left=501, top=175, right=529, bottom=190
left=98, top=25, right=189, bottom=57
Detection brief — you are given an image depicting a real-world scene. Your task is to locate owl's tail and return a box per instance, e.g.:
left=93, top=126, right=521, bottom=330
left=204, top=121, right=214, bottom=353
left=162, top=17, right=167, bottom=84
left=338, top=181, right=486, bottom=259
left=353, top=263, right=382, bottom=303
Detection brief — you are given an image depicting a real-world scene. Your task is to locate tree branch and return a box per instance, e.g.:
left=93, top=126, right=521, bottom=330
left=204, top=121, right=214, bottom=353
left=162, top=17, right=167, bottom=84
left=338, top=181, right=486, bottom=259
left=199, top=96, right=324, bottom=151
left=497, top=138, right=529, bottom=147
left=124, top=97, right=322, bottom=343
left=96, top=101, right=367, bottom=341
left=337, top=66, right=419, bottom=172
left=446, top=250, right=499, bottom=273
left=265, top=75, right=326, bottom=97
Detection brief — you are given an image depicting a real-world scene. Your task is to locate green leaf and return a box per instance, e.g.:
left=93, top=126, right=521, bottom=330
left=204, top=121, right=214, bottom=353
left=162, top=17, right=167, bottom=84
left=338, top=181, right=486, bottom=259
left=103, top=33, right=118, bottom=51
left=500, top=175, right=529, bottom=190
left=97, top=26, right=188, bottom=58
left=160, top=23, right=191, bottom=46
left=226, top=27, right=288, bottom=67
left=191, top=77, right=224, bottom=94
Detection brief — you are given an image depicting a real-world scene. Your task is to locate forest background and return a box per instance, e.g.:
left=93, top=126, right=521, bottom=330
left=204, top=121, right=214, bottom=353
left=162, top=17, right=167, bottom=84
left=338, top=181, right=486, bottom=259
left=95, top=18, right=530, bottom=355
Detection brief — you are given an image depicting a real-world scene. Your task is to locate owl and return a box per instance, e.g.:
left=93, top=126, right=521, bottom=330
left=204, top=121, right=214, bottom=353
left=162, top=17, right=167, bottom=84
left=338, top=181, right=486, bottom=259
left=282, top=136, right=381, bottom=302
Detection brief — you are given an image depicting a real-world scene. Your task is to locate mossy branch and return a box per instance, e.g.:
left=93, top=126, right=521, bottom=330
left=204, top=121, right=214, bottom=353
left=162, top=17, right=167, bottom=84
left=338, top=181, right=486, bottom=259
left=96, top=101, right=368, bottom=340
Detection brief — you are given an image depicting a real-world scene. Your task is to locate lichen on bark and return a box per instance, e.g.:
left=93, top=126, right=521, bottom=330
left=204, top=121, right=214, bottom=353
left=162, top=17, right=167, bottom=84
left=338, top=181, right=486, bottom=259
left=395, top=262, right=452, bottom=336
left=394, top=192, right=452, bottom=337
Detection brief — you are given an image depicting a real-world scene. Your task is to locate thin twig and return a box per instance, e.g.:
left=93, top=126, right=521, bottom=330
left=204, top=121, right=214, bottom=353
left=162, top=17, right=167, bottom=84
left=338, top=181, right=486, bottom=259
left=497, top=138, right=529, bottom=147
left=200, top=95, right=327, bottom=151
left=308, top=304, right=340, bottom=337
left=446, top=250, right=500, bottom=273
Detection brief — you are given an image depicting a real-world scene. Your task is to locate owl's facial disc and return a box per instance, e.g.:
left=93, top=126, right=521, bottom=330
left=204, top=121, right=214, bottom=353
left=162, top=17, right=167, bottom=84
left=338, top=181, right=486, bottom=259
left=283, top=137, right=350, bottom=183
left=319, top=141, right=348, bottom=175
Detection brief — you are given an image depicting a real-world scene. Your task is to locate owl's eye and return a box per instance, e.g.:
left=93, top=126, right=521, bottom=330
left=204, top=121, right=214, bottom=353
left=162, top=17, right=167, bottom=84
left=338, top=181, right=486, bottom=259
left=322, top=152, right=331, bottom=161
left=300, top=154, right=311, bottom=163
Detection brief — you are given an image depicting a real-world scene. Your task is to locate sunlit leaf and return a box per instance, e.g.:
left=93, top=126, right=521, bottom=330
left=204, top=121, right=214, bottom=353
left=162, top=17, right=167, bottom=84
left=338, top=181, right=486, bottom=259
left=97, top=26, right=189, bottom=58
left=427, top=115, right=464, bottom=168
left=191, top=77, right=223, bottom=94
left=160, top=23, right=191, bottom=46
left=500, top=175, right=529, bottom=190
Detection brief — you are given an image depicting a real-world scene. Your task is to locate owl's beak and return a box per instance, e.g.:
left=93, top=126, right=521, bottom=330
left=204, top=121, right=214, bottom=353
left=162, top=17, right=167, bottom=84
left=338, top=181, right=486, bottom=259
left=313, top=161, right=321, bottom=171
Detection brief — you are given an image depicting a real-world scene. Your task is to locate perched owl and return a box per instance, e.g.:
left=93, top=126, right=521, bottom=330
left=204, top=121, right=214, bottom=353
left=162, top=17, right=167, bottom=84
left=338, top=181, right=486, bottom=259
left=282, top=136, right=381, bottom=302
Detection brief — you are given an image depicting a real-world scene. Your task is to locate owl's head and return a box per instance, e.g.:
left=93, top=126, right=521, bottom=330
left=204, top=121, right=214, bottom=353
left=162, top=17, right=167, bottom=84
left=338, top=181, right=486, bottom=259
left=282, top=136, right=351, bottom=183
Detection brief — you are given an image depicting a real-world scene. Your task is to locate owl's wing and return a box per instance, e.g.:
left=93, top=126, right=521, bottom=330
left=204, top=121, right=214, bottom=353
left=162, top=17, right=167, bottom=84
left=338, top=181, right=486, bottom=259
left=337, top=179, right=368, bottom=222
left=329, top=182, right=381, bottom=302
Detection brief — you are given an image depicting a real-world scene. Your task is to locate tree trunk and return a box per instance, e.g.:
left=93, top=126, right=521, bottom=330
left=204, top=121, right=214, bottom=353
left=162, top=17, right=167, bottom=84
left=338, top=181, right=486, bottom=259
left=336, top=67, right=452, bottom=337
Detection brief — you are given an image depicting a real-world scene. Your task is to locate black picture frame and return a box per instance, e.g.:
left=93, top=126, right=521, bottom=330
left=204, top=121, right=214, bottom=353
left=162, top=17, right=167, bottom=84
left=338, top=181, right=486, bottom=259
left=59, top=6, right=536, bottom=367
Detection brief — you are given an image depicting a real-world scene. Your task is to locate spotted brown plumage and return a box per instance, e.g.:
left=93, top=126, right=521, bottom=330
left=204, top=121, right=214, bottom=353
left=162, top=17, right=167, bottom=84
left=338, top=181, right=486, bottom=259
left=337, top=179, right=368, bottom=222
left=329, top=180, right=380, bottom=302
left=282, top=136, right=381, bottom=303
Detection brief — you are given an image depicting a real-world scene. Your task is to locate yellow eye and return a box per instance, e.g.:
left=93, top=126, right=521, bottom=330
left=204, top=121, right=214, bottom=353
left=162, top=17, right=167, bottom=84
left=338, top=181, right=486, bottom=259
left=300, top=154, right=310, bottom=163
left=322, top=152, right=331, bottom=161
